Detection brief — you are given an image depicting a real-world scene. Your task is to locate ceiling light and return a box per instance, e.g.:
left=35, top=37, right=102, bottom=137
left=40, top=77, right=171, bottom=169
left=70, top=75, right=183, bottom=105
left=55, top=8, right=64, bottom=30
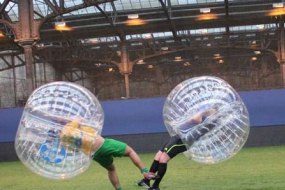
left=267, top=4, right=285, bottom=16
left=128, top=14, right=139, bottom=19
left=161, top=47, right=169, bottom=51
left=126, top=18, right=147, bottom=26
left=36, top=43, right=44, bottom=48
left=137, top=59, right=145, bottom=64
left=254, top=51, right=261, bottom=55
left=267, top=8, right=285, bottom=16
left=196, top=13, right=218, bottom=21
left=200, top=8, right=211, bottom=13
left=55, top=21, right=72, bottom=31
left=55, top=21, right=66, bottom=27
left=147, top=65, right=154, bottom=69
left=0, top=31, right=5, bottom=38
left=197, top=8, right=218, bottom=21
left=218, top=59, right=224, bottom=64
left=273, top=3, right=284, bottom=8
left=251, top=57, right=257, bottom=61
left=174, top=56, right=182, bottom=61
left=213, top=54, right=222, bottom=59
left=95, top=63, right=102, bottom=67
left=184, top=62, right=191, bottom=66
left=126, top=14, right=147, bottom=26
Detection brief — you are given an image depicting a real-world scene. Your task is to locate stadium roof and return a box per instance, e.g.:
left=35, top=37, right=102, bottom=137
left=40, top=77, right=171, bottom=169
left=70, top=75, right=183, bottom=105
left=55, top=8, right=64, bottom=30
left=0, top=0, right=283, bottom=88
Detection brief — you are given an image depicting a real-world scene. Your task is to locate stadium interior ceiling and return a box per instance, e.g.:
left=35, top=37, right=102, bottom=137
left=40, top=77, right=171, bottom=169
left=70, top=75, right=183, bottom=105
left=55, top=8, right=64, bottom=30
left=0, top=0, right=285, bottom=103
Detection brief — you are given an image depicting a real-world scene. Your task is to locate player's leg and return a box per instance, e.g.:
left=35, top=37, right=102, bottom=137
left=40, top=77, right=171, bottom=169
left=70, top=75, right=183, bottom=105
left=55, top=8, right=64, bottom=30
left=106, top=164, right=123, bottom=190
left=93, top=154, right=122, bottom=190
left=124, top=145, right=149, bottom=175
left=150, top=138, right=187, bottom=190
left=93, top=139, right=123, bottom=190
left=149, top=152, right=169, bottom=189
left=149, top=150, right=164, bottom=176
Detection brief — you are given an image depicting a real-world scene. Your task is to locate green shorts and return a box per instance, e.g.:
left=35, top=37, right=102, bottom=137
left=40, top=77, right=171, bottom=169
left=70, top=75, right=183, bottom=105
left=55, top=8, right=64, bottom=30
left=92, top=138, right=127, bottom=169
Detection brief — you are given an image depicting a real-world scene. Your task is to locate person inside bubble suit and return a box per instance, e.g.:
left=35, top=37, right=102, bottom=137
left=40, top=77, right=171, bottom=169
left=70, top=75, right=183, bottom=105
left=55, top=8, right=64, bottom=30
left=51, top=117, right=152, bottom=190
left=137, top=107, right=217, bottom=190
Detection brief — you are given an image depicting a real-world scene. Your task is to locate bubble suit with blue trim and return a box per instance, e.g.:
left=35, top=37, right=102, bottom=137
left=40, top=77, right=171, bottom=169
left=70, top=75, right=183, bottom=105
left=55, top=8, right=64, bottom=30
left=163, top=76, right=250, bottom=164
left=14, top=82, right=104, bottom=180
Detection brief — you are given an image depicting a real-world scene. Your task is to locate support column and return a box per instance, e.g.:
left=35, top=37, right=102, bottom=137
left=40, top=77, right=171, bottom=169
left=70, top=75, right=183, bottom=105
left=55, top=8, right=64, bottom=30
left=14, top=0, right=40, bottom=95
left=12, top=53, right=17, bottom=105
left=281, top=62, right=285, bottom=87
left=18, top=1, right=34, bottom=37
left=155, top=65, right=164, bottom=95
left=119, top=41, right=133, bottom=99
left=278, top=21, right=285, bottom=87
left=124, top=74, right=130, bottom=99
left=22, top=44, right=35, bottom=95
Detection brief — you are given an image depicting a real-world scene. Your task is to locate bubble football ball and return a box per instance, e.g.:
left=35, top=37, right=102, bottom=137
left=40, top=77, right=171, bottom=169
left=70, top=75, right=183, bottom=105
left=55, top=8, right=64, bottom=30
left=163, top=76, right=250, bottom=164
left=15, top=81, right=104, bottom=180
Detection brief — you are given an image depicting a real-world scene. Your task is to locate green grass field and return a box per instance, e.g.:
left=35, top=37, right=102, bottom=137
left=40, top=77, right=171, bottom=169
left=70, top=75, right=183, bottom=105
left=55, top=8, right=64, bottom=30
left=0, top=145, right=285, bottom=190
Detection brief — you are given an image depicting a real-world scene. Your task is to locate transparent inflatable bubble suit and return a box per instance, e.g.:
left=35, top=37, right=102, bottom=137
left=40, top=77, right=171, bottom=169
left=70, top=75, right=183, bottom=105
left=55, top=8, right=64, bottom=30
left=15, top=81, right=104, bottom=180
left=163, top=76, right=250, bottom=164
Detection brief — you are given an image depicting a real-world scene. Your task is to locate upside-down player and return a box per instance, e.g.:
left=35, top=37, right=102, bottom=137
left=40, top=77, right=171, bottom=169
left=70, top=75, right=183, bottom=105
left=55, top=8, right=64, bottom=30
left=58, top=117, right=152, bottom=190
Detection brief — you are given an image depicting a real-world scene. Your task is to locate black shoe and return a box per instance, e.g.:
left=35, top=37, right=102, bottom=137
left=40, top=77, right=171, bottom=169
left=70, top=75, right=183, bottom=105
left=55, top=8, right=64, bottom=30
left=137, top=179, right=150, bottom=188
left=148, top=187, right=160, bottom=190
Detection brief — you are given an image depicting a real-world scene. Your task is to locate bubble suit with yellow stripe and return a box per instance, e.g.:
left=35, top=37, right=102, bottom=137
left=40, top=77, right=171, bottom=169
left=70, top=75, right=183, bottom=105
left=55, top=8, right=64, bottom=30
left=14, top=82, right=104, bottom=180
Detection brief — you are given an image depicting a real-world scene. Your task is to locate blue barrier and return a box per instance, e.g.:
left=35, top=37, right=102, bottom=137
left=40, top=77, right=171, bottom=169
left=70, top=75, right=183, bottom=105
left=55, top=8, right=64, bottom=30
left=0, top=108, right=23, bottom=143
left=240, top=89, right=285, bottom=127
left=1, top=89, right=285, bottom=142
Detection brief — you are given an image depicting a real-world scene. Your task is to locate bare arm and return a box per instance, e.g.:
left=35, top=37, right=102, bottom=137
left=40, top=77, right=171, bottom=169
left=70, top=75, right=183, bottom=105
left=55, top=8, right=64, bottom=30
left=188, top=108, right=216, bottom=124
